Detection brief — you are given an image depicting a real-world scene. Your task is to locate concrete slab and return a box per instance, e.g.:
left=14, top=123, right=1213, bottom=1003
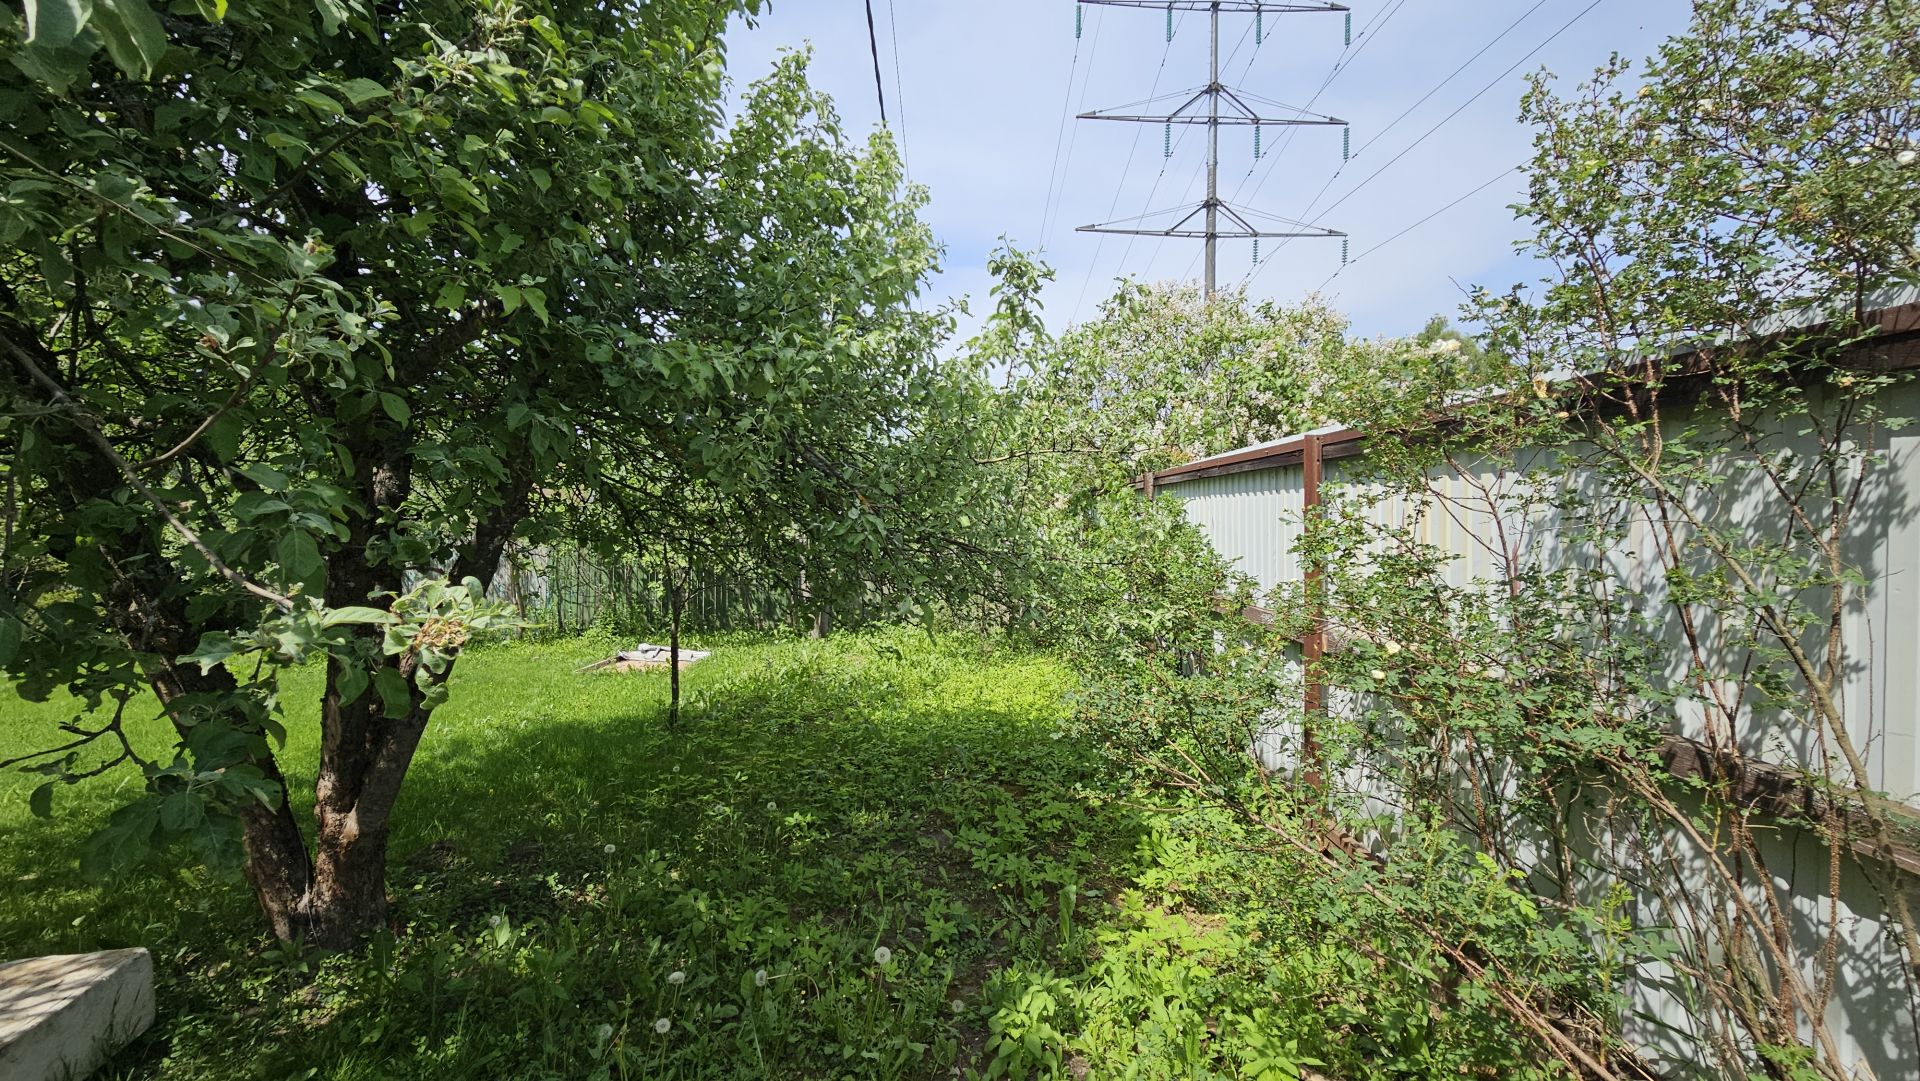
left=0, top=948, right=154, bottom=1081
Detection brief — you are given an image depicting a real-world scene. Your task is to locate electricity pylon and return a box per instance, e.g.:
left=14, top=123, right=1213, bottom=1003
left=1074, top=1, right=1350, bottom=298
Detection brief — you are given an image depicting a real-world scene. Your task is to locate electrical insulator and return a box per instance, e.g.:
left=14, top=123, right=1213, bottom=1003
left=1076, top=6, right=1083, bottom=40
left=1255, top=11, right=1264, bottom=45
left=1164, top=122, right=1172, bottom=158
left=1341, top=238, right=1350, bottom=265
left=1254, top=125, right=1262, bottom=160
left=1345, top=11, right=1352, bottom=46
left=1342, top=126, right=1350, bottom=161
left=1252, top=238, right=1261, bottom=265
left=1166, top=5, right=1173, bottom=42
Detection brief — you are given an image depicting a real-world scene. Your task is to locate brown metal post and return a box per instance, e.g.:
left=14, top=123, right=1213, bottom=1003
left=1301, top=433, right=1325, bottom=790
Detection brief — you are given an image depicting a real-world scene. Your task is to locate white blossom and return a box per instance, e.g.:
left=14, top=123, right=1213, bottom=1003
left=1370, top=669, right=1387, bottom=681
left=667, top=970, right=686, bottom=986
left=1898, top=149, right=1918, bottom=167
left=872, top=946, right=893, bottom=966
left=755, top=968, right=769, bottom=988
left=653, top=1018, right=672, bottom=1035
left=594, top=1023, right=613, bottom=1042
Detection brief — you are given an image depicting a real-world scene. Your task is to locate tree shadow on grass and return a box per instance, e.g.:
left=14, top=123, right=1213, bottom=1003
left=25, top=634, right=1148, bottom=1080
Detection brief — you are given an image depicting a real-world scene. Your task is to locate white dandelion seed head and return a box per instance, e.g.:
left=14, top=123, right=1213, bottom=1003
left=653, top=1017, right=671, bottom=1035
left=594, top=1023, right=613, bottom=1041
left=667, top=970, right=686, bottom=986
left=950, top=999, right=966, bottom=1013
left=488, top=915, right=503, bottom=928
left=603, top=843, right=616, bottom=854
left=872, top=946, right=893, bottom=966
left=755, top=968, right=769, bottom=988
left=767, top=801, right=778, bottom=812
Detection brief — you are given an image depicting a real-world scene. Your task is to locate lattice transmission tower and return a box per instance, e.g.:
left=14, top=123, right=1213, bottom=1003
left=1074, top=1, right=1350, bottom=298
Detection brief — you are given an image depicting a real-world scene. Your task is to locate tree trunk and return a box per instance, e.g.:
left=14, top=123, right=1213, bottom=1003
left=145, top=662, right=316, bottom=941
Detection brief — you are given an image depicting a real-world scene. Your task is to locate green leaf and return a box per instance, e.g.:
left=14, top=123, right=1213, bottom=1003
left=336, top=662, right=369, bottom=707
left=494, top=284, right=523, bottom=315
left=313, top=0, right=349, bottom=34
left=205, top=410, right=245, bottom=462
left=372, top=666, right=412, bottom=718
left=522, top=287, right=549, bottom=325
left=23, top=0, right=90, bottom=48
left=236, top=463, right=291, bottom=491
left=322, top=606, right=395, bottom=627
left=276, top=530, right=324, bottom=591
left=433, top=282, right=467, bottom=310
left=379, top=392, right=410, bottom=425
left=294, top=88, right=345, bottom=116
left=80, top=797, right=160, bottom=881
left=179, top=633, right=240, bottom=674
left=29, top=781, right=54, bottom=819
left=337, top=77, right=389, bottom=105
left=159, top=790, right=205, bottom=832
left=92, top=0, right=167, bottom=79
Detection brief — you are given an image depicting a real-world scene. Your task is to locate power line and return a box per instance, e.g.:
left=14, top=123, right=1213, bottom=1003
left=862, top=0, right=888, bottom=126
left=1316, top=165, right=1520, bottom=291
left=1245, top=0, right=1609, bottom=289
left=1074, top=1, right=1350, bottom=299
left=1349, top=0, right=1551, bottom=159
left=887, top=0, right=909, bottom=178
left=1038, top=10, right=1095, bottom=246
left=1071, top=11, right=1189, bottom=322
left=1225, top=0, right=1406, bottom=210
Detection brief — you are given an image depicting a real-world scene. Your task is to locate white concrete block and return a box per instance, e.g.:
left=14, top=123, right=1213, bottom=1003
left=0, top=948, right=154, bottom=1081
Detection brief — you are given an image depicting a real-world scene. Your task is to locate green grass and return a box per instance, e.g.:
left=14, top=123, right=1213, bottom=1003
left=1, top=629, right=1148, bottom=1079
left=3, top=630, right=1566, bottom=1080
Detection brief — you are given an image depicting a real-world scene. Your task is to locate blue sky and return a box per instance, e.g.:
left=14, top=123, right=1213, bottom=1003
left=723, top=1, right=1692, bottom=342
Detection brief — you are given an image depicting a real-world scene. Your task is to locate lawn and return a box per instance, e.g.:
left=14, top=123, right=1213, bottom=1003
left=2, top=629, right=1162, bottom=1079
left=3, top=629, right=1545, bottom=1080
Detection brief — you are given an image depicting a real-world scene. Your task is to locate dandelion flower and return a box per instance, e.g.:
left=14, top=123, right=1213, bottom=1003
left=754, top=968, right=769, bottom=988
left=872, top=946, right=893, bottom=966
left=603, top=843, right=616, bottom=855
left=653, top=1018, right=671, bottom=1035
left=667, top=970, right=686, bottom=986
left=594, top=1023, right=613, bottom=1042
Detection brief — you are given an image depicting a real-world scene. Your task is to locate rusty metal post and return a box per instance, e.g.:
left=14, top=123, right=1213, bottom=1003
left=1301, top=432, right=1325, bottom=790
